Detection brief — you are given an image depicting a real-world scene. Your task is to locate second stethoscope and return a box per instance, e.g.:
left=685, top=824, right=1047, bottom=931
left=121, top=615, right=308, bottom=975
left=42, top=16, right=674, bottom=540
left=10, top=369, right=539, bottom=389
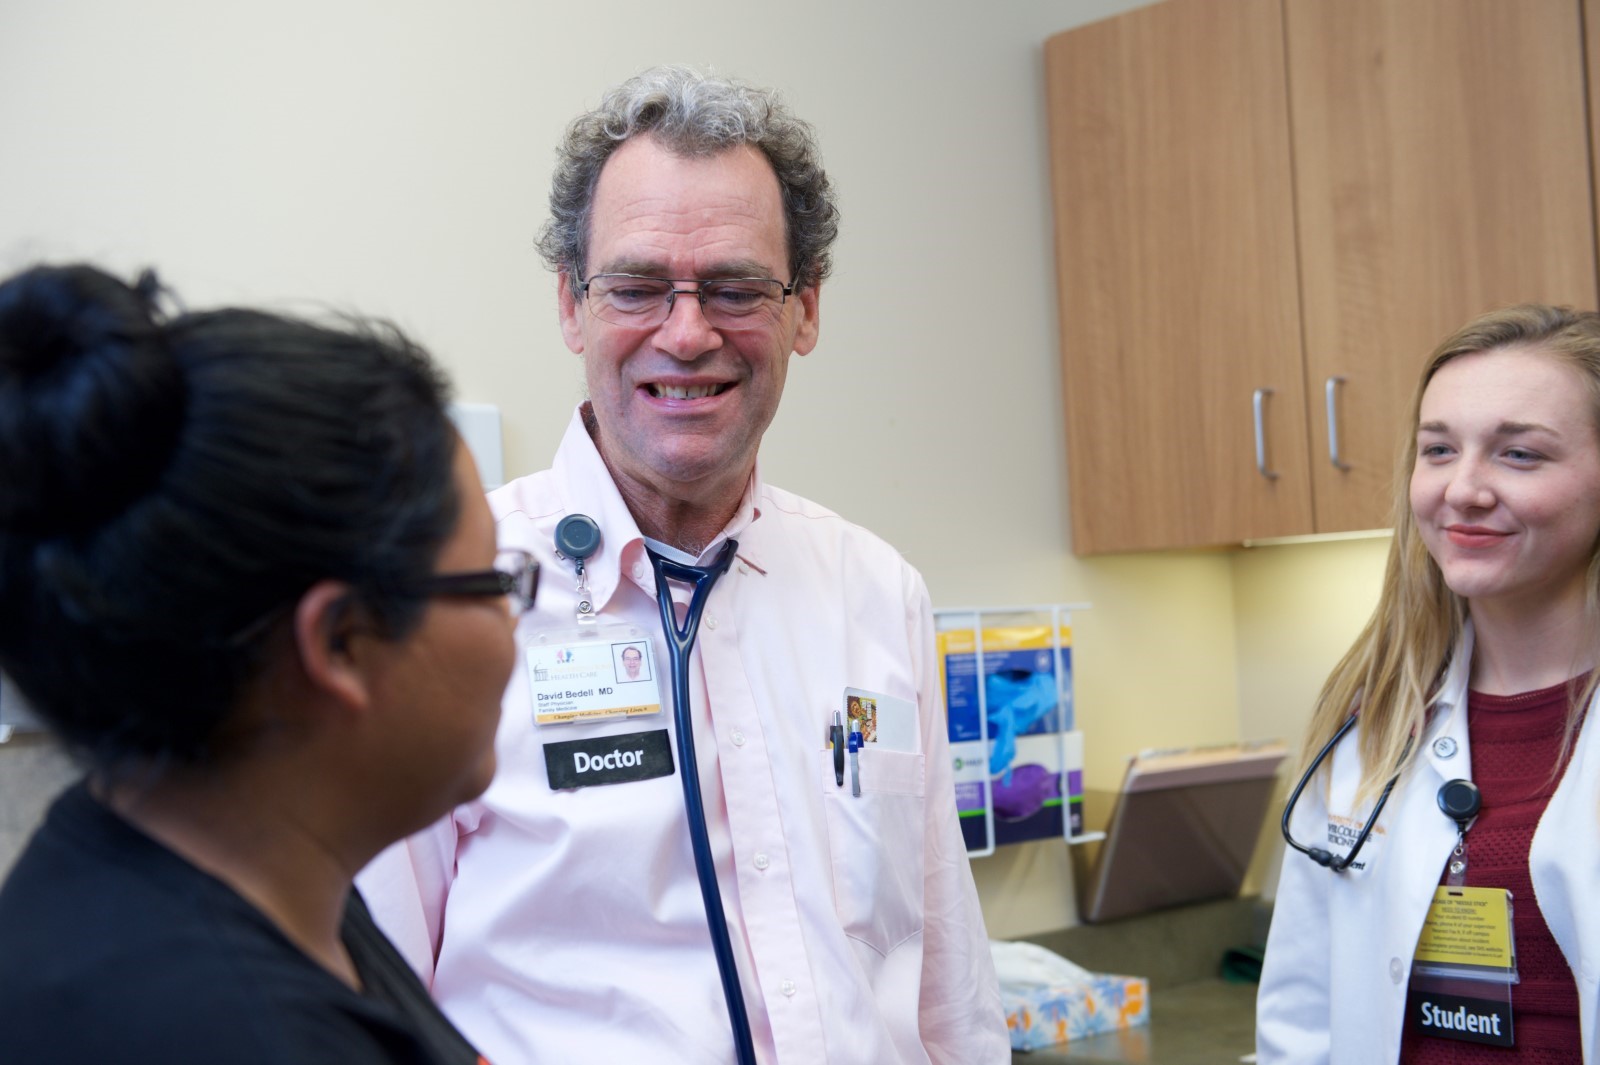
left=1281, top=714, right=1480, bottom=873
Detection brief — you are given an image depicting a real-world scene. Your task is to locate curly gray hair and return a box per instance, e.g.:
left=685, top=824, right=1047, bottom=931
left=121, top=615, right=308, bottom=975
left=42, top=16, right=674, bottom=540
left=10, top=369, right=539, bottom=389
left=537, top=66, right=839, bottom=297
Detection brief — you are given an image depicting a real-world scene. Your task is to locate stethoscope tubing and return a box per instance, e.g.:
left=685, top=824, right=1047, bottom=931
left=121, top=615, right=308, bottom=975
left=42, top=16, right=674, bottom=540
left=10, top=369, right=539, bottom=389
left=648, top=541, right=757, bottom=1065
left=1281, top=712, right=1407, bottom=872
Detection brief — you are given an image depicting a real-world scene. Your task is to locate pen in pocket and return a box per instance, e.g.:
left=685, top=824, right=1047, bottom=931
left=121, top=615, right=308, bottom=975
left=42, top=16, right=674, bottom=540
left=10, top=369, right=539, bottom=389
left=831, top=711, right=845, bottom=787
left=848, top=719, right=862, bottom=797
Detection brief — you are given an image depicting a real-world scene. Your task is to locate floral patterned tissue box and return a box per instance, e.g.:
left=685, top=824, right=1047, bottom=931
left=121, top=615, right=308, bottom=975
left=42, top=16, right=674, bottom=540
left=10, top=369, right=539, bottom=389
left=1002, top=971, right=1149, bottom=1051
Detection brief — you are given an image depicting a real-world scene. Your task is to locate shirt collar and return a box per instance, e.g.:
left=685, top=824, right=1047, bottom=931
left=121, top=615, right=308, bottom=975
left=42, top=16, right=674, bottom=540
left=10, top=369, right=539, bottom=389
left=1422, top=620, right=1476, bottom=767
left=552, top=404, right=768, bottom=606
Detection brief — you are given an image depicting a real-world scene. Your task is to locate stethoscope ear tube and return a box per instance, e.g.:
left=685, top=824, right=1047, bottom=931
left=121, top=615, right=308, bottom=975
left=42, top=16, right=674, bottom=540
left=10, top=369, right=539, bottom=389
left=647, top=541, right=756, bottom=1065
left=1281, top=715, right=1357, bottom=863
left=1282, top=713, right=1408, bottom=874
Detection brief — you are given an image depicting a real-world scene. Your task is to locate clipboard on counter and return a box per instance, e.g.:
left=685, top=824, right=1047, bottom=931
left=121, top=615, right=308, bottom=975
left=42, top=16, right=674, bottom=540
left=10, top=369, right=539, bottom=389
left=1073, top=741, right=1286, bottom=923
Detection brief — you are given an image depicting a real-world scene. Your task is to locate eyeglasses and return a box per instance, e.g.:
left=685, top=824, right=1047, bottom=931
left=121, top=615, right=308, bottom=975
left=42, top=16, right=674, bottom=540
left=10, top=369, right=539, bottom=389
left=578, top=273, right=793, bottom=330
left=218, top=550, right=540, bottom=648
left=415, top=548, right=540, bottom=618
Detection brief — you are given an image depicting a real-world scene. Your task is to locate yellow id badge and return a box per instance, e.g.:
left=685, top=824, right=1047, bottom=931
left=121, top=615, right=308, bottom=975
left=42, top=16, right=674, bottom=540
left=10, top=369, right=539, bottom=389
left=1408, top=887, right=1517, bottom=1048
left=1414, top=886, right=1516, bottom=969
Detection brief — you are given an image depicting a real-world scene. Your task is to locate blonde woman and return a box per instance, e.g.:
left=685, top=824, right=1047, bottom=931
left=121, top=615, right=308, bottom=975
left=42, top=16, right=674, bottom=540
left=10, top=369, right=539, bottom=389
left=1258, top=305, right=1600, bottom=1063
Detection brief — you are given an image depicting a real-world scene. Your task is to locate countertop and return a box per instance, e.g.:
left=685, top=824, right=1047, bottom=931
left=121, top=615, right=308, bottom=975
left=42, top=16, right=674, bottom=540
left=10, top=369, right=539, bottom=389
left=1010, top=978, right=1256, bottom=1064
left=1005, top=896, right=1267, bottom=1065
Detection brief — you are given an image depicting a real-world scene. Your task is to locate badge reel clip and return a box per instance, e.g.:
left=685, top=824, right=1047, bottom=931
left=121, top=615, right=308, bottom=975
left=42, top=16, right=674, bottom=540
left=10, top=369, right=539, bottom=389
left=1438, top=778, right=1480, bottom=887
left=526, top=515, right=660, bottom=731
left=1407, top=777, right=1518, bottom=1049
left=555, top=514, right=602, bottom=627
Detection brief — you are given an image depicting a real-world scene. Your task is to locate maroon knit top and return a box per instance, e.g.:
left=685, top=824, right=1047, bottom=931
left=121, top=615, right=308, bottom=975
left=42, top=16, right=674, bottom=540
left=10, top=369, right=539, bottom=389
left=1399, top=678, right=1584, bottom=1063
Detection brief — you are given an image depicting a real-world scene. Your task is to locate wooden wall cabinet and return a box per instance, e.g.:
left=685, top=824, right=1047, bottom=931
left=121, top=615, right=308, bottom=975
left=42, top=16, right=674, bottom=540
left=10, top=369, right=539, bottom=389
left=1046, top=0, right=1598, bottom=555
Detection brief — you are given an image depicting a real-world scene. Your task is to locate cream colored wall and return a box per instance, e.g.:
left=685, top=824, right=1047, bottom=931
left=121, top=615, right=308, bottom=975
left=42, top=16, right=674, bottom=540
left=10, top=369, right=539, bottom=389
left=0, top=0, right=1291, bottom=939
left=1231, top=535, right=1393, bottom=898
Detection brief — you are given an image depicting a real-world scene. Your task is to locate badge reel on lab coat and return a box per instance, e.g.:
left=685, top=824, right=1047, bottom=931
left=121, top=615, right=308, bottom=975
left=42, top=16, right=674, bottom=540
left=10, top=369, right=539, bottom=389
left=523, top=515, right=663, bottom=729
left=1407, top=779, right=1519, bottom=1049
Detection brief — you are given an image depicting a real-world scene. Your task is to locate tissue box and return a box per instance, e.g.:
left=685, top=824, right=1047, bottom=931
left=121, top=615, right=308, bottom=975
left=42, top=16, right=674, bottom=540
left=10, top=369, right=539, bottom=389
left=1002, top=971, right=1149, bottom=1051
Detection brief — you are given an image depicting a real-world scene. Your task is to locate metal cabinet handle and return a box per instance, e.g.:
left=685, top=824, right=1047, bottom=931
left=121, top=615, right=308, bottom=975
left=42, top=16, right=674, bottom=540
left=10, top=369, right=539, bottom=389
left=1325, top=375, right=1352, bottom=471
left=1253, top=387, right=1279, bottom=481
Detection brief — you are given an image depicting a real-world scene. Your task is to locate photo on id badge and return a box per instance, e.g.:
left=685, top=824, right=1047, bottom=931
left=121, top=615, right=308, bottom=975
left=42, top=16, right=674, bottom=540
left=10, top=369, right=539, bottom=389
left=614, top=641, right=652, bottom=684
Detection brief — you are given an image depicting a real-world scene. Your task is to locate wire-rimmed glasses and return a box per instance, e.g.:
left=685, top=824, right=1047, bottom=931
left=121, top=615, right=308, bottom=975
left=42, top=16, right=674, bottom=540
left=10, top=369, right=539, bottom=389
left=578, top=273, right=793, bottom=330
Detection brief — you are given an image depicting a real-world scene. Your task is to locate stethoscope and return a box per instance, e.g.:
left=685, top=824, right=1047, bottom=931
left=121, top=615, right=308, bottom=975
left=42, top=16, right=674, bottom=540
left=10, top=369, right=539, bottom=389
left=1281, top=713, right=1481, bottom=873
left=554, top=515, right=756, bottom=1065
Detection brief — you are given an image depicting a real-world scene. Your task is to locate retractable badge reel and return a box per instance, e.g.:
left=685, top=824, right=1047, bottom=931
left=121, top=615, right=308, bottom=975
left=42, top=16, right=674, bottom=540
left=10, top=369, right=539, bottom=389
left=1408, top=777, right=1517, bottom=1049
left=526, top=514, right=664, bottom=731
left=1438, top=778, right=1481, bottom=885
left=555, top=514, right=602, bottom=626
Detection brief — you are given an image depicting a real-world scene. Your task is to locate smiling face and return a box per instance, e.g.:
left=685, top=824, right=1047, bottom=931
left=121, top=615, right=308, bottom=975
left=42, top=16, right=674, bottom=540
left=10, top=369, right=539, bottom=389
left=558, top=135, right=820, bottom=537
left=621, top=646, right=642, bottom=679
left=1410, top=346, right=1600, bottom=620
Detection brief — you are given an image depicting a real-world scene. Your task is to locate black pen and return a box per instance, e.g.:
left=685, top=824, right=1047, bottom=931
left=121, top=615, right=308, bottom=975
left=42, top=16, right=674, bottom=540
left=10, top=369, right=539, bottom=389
left=831, top=711, right=845, bottom=786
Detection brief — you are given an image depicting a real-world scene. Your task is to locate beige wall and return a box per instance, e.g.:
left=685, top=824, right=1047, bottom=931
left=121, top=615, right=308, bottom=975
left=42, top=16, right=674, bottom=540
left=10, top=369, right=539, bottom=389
left=1231, top=535, right=1392, bottom=899
left=0, top=0, right=1394, bottom=937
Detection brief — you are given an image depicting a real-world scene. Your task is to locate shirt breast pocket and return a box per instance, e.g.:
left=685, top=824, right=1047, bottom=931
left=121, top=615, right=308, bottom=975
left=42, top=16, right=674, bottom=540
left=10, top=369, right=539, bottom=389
left=820, top=748, right=926, bottom=957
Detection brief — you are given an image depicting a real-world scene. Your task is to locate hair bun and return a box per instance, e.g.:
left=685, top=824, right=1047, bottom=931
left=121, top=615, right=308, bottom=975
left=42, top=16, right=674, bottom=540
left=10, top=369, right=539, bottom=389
left=0, top=264, right=187, bottom=537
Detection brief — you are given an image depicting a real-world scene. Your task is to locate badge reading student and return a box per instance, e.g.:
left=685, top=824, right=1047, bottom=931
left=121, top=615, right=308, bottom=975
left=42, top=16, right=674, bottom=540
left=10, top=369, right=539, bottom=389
left=1407, top=886, right=1518, bottom=1048
left=525, top=626, right=662, bottom=726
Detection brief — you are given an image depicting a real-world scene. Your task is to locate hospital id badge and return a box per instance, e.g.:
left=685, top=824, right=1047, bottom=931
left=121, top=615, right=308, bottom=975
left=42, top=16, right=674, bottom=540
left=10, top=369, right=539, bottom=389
left=524, top=623, right=662, bottom=726
left=1407, top=886, right=1518, bottom=1047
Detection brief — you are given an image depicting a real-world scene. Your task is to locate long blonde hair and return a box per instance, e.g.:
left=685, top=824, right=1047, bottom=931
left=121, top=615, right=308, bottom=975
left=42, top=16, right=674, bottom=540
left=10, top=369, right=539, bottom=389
left=1301, top=304, right=1600, bottom=803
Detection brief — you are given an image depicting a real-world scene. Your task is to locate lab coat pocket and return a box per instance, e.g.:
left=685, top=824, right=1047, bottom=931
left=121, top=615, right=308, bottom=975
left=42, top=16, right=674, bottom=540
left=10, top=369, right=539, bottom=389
left=820, top=749, right=926, bottom=957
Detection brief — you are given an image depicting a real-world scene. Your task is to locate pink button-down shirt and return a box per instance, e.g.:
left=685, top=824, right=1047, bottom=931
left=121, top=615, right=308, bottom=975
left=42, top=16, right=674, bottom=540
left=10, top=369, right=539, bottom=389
left=359, top=409, right=1008, bottom=1064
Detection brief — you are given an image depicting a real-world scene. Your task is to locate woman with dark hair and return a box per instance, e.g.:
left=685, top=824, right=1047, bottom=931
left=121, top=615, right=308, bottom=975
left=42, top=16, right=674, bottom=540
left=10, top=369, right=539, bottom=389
left=0, top=263, right=533, bottom=1064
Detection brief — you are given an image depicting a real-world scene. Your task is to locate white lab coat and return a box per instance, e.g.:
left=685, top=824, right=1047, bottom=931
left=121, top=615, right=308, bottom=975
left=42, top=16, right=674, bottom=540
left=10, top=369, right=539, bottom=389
left=1257, top=625, right=1600, bottom=1063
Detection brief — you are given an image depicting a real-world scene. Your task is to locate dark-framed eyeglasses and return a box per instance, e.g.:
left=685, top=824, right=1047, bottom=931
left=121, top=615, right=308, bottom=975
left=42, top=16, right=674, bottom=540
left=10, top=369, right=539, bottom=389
left=414, top=548, right=540, bottom=618
left=578, top=273, right=794, bottom=330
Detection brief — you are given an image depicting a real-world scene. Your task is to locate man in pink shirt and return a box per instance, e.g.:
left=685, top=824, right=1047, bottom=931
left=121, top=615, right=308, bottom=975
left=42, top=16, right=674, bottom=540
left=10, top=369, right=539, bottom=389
left=359, top=65, right=1008, bottom=1065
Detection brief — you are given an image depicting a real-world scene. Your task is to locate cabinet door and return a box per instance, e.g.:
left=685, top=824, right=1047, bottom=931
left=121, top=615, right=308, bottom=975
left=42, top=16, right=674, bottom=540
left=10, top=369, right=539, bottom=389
left=1287, top=0, right=1598, bottom=534
left=1046, top=0, right=1312, bottom=555
left=1587, top=0, right=1600, bottom=258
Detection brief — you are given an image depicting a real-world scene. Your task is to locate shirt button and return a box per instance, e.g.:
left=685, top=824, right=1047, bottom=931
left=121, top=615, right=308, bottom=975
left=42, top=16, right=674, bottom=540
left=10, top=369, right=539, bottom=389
left=631, top=562, right=646, bottom=581
left=738, top=564, right=750, bottom=576
left=731, top=728, right=746, bottom=747
left=780, top=979, right=797, bottom=997
left=1433, top=736, right=1458, bottom=759
left=1390, top=957, right=1404, bottom=984
left=706, top=615, right=718, bottom=630
left=753, top=852, right=770, bottom=871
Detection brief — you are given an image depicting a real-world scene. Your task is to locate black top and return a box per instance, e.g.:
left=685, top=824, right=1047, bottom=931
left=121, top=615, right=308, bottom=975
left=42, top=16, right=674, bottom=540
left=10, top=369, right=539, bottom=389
left=0, top=783, right=486, bottom=1065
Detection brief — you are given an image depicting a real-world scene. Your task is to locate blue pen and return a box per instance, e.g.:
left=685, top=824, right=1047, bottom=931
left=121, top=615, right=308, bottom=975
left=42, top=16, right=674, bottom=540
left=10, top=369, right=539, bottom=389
left=848, top=720, right=863, bottom=797
left=831, top=711, right=845, bottom=786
